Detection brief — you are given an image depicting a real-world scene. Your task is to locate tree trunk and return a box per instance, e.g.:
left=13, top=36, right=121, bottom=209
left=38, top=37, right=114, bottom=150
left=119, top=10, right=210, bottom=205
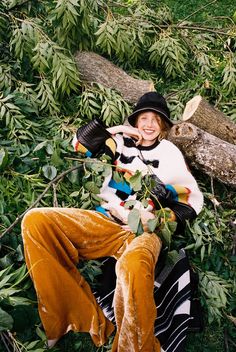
left=182, top=95, right=236, bottom=145
left=168, top=122, right=236, bottom=187
left=74, top=51, right=154, bottom=104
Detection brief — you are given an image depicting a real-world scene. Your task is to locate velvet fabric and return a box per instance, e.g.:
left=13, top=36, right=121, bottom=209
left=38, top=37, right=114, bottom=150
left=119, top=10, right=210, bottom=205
left=22, top=207, right=161, bottom=352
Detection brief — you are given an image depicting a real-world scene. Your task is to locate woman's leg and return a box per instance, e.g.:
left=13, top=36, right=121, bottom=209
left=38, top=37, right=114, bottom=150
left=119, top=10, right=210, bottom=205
left=21, top=207, right=134, bottom=346
left=112, top=233, right=162, bottom=352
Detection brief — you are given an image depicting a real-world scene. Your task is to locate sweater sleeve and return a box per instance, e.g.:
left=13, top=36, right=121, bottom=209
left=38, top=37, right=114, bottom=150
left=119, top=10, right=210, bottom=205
left=73, top=124, right=137, bottom=222
left=72, top=118, right=113, bottom=157
left=153, top=140, right=204, bottom=226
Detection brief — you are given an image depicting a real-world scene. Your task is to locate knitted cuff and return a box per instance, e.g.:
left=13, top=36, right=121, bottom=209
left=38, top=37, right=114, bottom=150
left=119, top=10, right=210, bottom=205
left=170, top=202, right=197, bottom=226
left=76, top=118, right=111, bottom=154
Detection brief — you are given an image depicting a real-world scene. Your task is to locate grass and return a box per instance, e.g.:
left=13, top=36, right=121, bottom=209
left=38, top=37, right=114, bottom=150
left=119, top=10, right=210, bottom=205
left=159, top=0, right=236, bottom=23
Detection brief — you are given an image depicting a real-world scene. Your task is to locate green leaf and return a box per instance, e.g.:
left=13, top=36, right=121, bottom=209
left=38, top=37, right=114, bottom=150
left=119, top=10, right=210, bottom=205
left=33, top=141, right=48, bottom=152
left=129, top=171, right=142, bottom=191
left=51, top=149, right=63, bottom=166
left=124, top=200, right=137, bottom=209
left=70, top=191, right=80, bottom=197
left=167, top=250, right=179, bottom=264
left=128, top=208, right=142, bottom=234
left=147, top=217, right=159, bottom=232
left=160, top=223, right=172, bottom=247
left=113, top=171, right=124, bottom=184
left=80, top=200, right=92, bottom=209
left=0, top=148, right=8, bottom=171
left=0, top=307, right=13, bottom=332
left=84, top=181, right=100, bottom=194
left=42, top=165, right=57, bottom=180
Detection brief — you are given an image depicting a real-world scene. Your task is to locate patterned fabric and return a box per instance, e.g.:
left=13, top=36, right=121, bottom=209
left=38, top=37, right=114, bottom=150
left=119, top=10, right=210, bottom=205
left=73, top=131, right=204, bottom=225
left=93, top=249, right=192, bottom=352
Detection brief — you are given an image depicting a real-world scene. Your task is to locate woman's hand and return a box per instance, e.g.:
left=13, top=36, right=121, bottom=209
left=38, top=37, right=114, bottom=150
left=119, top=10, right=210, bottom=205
left=140, top=210, right=155, bottom=232
left=107, top=125, right=142, bottom=146
left=106, top=206, right=128, bottom=225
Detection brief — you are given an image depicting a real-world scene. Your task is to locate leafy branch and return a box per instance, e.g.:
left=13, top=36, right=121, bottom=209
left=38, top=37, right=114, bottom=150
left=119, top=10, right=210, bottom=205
left=0, top=165, right=82, bottom=238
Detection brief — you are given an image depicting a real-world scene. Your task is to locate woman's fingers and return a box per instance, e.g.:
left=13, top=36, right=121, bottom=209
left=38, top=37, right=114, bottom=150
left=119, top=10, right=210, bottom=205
left=107, top=125, right=143, bottom=144
left=121, top=224, right=132, bottom=232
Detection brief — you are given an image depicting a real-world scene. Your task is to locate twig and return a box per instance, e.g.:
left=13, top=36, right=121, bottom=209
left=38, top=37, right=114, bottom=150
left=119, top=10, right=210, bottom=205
left=0, top=332, right=13, bottom=352
left=210, top=176, right=221, bottom=226
left=178, top=0, right=217, bottom=26
left=224, top=329, right=229, bottom=352
left=212, top=16, right=236, bottom=25
left=7, top=331, right=22, bottom=352
left=53, top=183, right=59, bottom=207
left=159, top=24, right=233, bottom=36
left=0, top=165, right=82, bottom=239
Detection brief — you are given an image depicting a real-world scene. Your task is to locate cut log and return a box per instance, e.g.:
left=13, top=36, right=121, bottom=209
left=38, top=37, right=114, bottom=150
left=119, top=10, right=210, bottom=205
left=168, top=122, right=236, bottom=187
left=182, top=95, right=236, bottom=145
left=74, top=51, right=154, bottom=103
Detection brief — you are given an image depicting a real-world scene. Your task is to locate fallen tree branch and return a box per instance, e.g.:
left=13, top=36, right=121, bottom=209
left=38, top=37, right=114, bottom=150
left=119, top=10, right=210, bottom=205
left=75, top=51, right=154, bottom=103
left=168, top=122, right=236, bottom=187
left=0, top=165, right=82, bottom=239
left=182, top=95, right=236, bottom=145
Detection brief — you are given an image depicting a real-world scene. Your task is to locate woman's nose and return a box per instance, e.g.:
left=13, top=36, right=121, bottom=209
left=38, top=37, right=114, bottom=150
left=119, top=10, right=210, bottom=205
left=146, top=119, right=153, bottom=127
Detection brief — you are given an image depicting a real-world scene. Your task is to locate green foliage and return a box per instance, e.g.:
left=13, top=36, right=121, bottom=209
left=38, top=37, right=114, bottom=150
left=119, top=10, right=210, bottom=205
left=222, top=53, right=236, bottom=96
left=0, top=0, right=235, bottom=351
left=78, top=84, right=130, bottom=125
left=50, top=0, right=99, bottom=51
left=149, top=34, right=188, bottom=78
left=0, top=307, right=13, bottom=332
left=199, top=270, right=232, bottom=323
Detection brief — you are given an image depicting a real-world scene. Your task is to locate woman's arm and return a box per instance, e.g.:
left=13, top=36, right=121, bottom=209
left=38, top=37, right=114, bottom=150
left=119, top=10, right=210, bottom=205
left=73, top=118, right=111, bottom=156
left=107, top=125, right=142, bottom=145
left=155, top=140, right=204, bottom=227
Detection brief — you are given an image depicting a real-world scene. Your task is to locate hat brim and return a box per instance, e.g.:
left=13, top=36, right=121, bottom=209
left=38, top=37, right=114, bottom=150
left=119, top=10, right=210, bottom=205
left=127, top=107, right=173, bottom=127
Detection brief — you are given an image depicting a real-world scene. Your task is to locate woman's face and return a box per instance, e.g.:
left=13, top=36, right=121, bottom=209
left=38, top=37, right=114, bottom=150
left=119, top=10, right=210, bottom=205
left=136, top=111, right=161, bottom=146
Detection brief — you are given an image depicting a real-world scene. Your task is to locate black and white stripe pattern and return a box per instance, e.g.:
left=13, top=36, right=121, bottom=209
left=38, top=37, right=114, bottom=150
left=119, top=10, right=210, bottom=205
left=93, top=249, right=192, bottom=352
left=154, top=250, right=192, bottom=352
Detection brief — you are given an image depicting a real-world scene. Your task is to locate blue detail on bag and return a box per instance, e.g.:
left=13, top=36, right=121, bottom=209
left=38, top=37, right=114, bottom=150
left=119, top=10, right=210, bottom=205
left=85, top=150, right=92, bottom=157
left=108, top=179, right=132, bottom=195
left=166, top=184, right=178, bottom=201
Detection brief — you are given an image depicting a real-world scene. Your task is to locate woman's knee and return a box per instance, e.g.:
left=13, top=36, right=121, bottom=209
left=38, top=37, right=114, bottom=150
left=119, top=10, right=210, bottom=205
left=116, top=247, right=153, bottom=279
left=21, top=208, right=53, bottom=240
left=116, top=234, right=161, bottom=278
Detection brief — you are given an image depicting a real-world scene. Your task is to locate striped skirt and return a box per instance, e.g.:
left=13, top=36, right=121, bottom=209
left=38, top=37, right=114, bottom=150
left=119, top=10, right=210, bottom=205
left=93, top=249, right=193, bottom=352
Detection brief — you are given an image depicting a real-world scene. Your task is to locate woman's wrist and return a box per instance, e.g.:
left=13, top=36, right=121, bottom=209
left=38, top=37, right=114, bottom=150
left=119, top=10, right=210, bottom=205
left=106, top=126, right=124, bottom=135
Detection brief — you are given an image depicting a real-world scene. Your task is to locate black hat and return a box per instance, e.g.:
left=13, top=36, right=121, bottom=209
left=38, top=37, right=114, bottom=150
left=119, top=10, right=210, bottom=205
left=128, top=92, right=172, bottom=127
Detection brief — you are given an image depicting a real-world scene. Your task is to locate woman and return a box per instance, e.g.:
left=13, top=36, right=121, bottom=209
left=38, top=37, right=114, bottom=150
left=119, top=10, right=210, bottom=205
left=21, top=92, right=203, bottom=351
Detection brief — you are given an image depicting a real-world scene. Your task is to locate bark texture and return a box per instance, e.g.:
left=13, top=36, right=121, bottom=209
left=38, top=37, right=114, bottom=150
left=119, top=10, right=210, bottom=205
left=182, top=95, right=236, bottom=145
left=74, top=51, right=154, bottom=103
left=168, top=122, right=236, bottom=187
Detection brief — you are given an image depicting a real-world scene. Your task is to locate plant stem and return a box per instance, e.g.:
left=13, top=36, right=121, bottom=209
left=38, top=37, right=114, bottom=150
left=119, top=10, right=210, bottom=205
left=0, top=165, right=82, bottom=239
left=178, top=0, right=217, bottom=26
left=159, top=24, right=233, bottom=36
left=0, top=332, right=13, bottom=352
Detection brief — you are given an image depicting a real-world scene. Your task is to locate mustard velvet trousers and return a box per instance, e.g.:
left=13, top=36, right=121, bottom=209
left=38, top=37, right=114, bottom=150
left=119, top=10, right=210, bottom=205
left=21, top=208, right=162, bottom=352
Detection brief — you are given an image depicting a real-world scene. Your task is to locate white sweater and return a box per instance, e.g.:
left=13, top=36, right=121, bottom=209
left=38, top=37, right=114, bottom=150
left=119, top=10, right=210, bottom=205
left=73, top=130, right=204, bottom=225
